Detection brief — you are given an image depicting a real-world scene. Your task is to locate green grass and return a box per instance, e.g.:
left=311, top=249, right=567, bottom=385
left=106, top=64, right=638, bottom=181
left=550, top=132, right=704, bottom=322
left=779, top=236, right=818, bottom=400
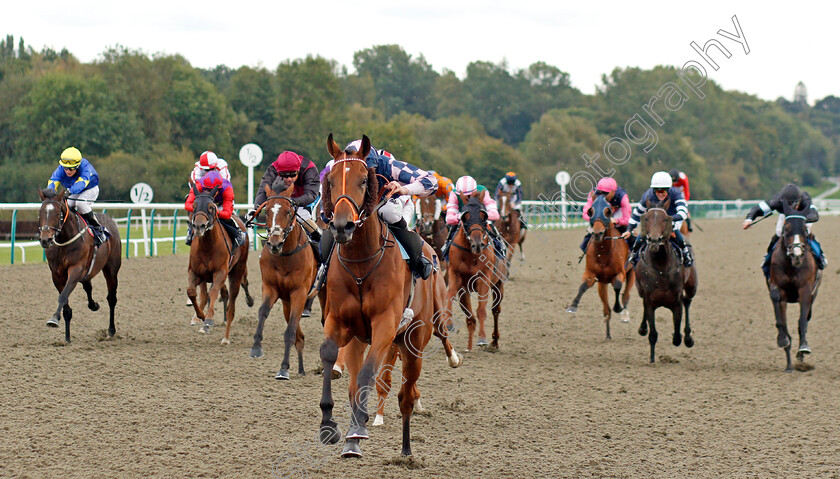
left=1, top=222, right=192, bottom=265
left=802, top=180, right=836, bottom=198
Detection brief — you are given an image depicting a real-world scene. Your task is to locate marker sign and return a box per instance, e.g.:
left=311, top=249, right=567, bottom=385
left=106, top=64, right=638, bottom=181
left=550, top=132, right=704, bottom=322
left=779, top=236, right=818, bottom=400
left=239, top=143, right=263, bottom=167
left=555, top=171, right=570, bottom=187
left=130, top=182, right=154, bottom=204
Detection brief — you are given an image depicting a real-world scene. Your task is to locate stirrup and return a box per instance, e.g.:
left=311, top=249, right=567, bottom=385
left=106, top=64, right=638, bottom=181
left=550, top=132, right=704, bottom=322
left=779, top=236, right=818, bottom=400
left=415, top=256, right=433, bottom=280
left=308, top=263, right=328, bottom=299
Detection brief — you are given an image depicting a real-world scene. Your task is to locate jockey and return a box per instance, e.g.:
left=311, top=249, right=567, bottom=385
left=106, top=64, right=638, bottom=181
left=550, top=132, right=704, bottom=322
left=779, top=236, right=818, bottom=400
left=251, top=151, right=322, bottom=242
left=622, top=171, right=693, bottom=266
left=494, top=171, right=527, bottom=229
left=440, top=175, right=505, bottom=259
left=670, top=169, right=693, bottom=232
left=579, top=177, right=632, bottom=252
left=742, top=183, right=826, bottom=276
left=184, top=171, right=246, bottom=248
left=47, top=147, right=109, bottom=246
left=311, top=139, right=438, bottom=293
left=190, top=151, right=230, bottom=186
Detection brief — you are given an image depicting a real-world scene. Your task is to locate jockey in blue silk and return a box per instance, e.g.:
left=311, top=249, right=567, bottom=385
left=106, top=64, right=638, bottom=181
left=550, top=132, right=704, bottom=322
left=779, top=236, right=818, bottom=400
left=494, top=171, right=527, bottom=229
left=622, top=171, right=693, bottom=267
left=742, top=183, right=826, bottom=277
left=310, top=139, right=438, bottom=294
left=46, top=146, right=109, bottom=246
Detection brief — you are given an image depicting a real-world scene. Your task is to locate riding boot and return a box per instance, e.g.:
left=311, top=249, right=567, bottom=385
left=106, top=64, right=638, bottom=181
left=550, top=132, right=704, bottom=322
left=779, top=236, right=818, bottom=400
left=761, top=234, right=779, bottom=277
left=221, top=217, right=245, bottom=248
left=580, top=232, right=592, bottom=252
left=630, top=235, right=645, bottom=265
left=389, top=220, right=433, bottom=280
left=301, top=217, right=322, bottom=243
left=80, top=211, right=107, bottom=246
left=185, top=224, right=194, bottom=246
left=808, top=235, right=827, bottom=269
left=440, top=224, right=458, bottom=260
left=309, top=228, right=335, bottom=296
left=672, top=231, right=693, bottom=267
left=488, top=223, right=507, bottom=259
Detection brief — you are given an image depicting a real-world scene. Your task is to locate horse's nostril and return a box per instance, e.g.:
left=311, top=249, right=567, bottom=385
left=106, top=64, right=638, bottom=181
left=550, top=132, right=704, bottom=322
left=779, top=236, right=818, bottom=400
left=344, top=223, right=355, bottom=232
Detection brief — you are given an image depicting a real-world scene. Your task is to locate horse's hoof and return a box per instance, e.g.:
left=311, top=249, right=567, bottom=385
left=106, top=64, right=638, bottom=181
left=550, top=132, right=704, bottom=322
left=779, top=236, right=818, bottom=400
left=275, top=369, right=290, bottom=380
left=448, top=352, right=463, bottom=368
left=46, top=317, right=60, bottom=328
left=246, top=296, right=254, bottom=307
left=673, top=334, right=682, bottom=347
left=204, top=319, right=215, bottom=327
left=798, top=345, right=811, bottom=355
left=620, top=310, right=630, bottom=323
left=477, top=338, right=489, bottom=347
left=89, top=302, right=100, bottom=312
left=302, top=309, right=311, bottom=318
left=220, top=337, right=230, bottom=345
left=372, top=414, right=384, bottom=426
left=341, top=439, right=362, bottom=458
left=684, top=336, right=694, bottom=348
left=186, top=298, right=193, bottom=307
left=190, top=316, right=202, bottom=326
left=638, top=326, right=648, bottom=336
left=331, top=364, right=343, bottom=379
left=199, top=325, right=211, bottom=334
left=346, top=425, right=369, bottom=440
left=249, top=347, right=263, bottom=359
left=566, top=305, right=578, bottom=314
left=319, top=422, right=341, bottom=445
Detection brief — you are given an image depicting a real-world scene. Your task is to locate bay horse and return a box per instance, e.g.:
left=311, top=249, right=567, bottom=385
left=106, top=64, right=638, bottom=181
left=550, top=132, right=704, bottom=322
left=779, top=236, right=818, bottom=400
left=764, top=203, right=821, bottom=372
left=317, top=134, right=460, bottom=458
left=37, top=188, right=121, bottom=343
left=249, top=182, right=326, bottom=380
left=414, top=195, right=448, bottom=282
left=496, top=190, right=526, bottom=264
left=635, top=206, right=697, bottom=363
left=565, top=194, right=634, bottom=339
left=445, top=196, right=508, bottom=351
left=186, top=186, right=253, bottom=344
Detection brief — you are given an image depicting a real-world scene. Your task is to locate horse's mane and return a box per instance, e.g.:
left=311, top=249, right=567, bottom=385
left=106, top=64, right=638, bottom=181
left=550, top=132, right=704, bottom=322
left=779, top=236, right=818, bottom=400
left=320, top=165, right=378, bottom=219
left=40, top=188, right=58, bottom=199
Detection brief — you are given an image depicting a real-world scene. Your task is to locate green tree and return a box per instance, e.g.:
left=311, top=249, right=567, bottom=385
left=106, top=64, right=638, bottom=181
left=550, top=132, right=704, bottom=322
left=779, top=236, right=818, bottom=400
left=352, top=45, right=438, bottom=118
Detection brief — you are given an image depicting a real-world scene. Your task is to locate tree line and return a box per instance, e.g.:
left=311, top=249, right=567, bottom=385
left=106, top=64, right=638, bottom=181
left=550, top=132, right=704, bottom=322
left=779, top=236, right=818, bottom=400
left=1, top=35, right=837, bottom=204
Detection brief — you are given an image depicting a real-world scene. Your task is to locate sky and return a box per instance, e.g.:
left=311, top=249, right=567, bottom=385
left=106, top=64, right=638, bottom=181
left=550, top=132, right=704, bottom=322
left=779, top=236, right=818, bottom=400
left=1, top=1, right=836, bottom=103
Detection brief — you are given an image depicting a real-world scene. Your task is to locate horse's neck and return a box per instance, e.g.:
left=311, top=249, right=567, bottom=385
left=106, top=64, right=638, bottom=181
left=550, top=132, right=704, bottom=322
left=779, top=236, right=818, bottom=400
left=647, top=242, right=673, bottom=268
left=342, top=216, right=384, bottom=260
left=196, top=220, right=227, bottom=253
left=58, top=211, right=83, bottom=244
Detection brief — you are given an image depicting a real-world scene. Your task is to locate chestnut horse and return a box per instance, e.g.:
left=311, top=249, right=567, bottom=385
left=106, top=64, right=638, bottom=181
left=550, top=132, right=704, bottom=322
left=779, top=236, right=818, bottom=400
left=496, top=190, right=526, bottom=264
left=317, top=134, right=459, bottom=458
left=566, top=194, right=634, bottom=339
left=37, top=188, right=121, bottom=343
left=414, top=195, right=448, bottom=281
left=635, top=207, right=697, bottom=363
left=249, top=182, right=326, bottom=380
left=764, top=204, right=822, bottom=371
left=445, top=196, right=508, bottom=351
left=186, top=186, right=253, bottom=343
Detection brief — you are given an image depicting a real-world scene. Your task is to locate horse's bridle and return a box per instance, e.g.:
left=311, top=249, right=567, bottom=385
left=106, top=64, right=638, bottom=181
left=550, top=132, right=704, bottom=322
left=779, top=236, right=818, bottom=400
left=328, top=158, right=373, bottom=226
left=39, top=199, right=68, bottom=241
left=642, top=207, right=671, bottom=248
left=783, top=214, right=809, bottom=260
left=256, top=195, right=309, bottom=255
left=455, top=211, right=490, bottom=252
left=190, top=192, right=218, bottom=232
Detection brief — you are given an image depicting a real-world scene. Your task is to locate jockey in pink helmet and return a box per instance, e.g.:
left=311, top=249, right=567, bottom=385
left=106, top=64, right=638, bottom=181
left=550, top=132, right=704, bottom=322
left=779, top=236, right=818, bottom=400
left=579, top=177, right=632, bottom=252
left=441, top=175, right=505, bottom=259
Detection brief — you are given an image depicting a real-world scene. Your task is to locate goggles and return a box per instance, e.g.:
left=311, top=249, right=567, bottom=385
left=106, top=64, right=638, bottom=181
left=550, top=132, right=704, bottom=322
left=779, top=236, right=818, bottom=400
left=277, top=171, right=299, bottom=178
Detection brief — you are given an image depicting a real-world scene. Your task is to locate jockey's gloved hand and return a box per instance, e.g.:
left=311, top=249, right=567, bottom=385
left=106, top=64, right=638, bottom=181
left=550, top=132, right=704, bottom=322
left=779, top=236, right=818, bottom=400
left=672, top=216, right=684, bottom=223
left=245, top=209, right=256, bottom=224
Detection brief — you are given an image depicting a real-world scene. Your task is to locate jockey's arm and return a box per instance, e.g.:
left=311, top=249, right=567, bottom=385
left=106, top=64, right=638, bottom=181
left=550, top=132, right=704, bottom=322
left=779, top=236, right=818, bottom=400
left=253, top=165, right=277, bottom=208
left=616, top=194, right=631, bottom=226
left=445, top=191, right=460, bottom=225
left=218, top=187, right=235, bottom=220
left=294, top=165, right=321, bottom=206
left=482, top=191, right=500, bottom=221
left=184, top=189, right=197, bottom=212
left=582, top=191, right=595, bottom=222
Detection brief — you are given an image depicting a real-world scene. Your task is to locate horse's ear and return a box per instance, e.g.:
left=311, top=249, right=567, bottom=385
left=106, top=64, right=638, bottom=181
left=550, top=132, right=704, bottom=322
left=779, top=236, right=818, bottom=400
left=360, top=135, right=371, bottom=159
left=644, top=198, right=653, bottom=209
left=264, top=183, right=273, bottom=196
left=321, top=172, right=333, bottom=219
left=326, top=133, right=342, bottom=160
left=269, top=178, right=284, bottom=195
left=57, top=188, right=67, bottom=202
left=37, top=188, right=46, bottom=201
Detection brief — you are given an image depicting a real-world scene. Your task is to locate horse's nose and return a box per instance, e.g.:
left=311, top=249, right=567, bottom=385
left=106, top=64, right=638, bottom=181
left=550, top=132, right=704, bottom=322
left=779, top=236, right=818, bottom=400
left=39, top=237, right=52, bottom=248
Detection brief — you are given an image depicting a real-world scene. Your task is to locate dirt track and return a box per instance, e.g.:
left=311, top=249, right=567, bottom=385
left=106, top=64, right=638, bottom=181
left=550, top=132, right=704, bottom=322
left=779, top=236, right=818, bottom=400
left=3, top=217, right=840, bottom=478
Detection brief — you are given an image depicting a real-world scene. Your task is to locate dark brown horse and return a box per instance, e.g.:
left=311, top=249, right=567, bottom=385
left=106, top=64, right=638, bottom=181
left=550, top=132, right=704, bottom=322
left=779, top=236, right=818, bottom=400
left=186, top=187, right=253, bottom=343
left=414, top=195, right=448, bottom=281
left=566, top=194, right=634, bottom=339
left=764, top=205, right=821, bottom=371
left=317, top=134, right=459, bottom=458
left=495, top=190, right=526, bottom=264
left=249, top=182, right=326, bottom=380
left=445, top=196, right=508, bottom=351
left=634, top=207, right=697, bottom=363
left=37, top=188, right=121, bottom=343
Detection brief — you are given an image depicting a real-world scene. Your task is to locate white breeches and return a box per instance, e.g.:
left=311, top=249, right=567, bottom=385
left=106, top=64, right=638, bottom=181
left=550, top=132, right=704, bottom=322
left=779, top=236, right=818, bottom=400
left=775, top=214, right=811, bottom=237
left=67, top=186, right=99, bottom=214
left=379, top=196, right=415, bottom=226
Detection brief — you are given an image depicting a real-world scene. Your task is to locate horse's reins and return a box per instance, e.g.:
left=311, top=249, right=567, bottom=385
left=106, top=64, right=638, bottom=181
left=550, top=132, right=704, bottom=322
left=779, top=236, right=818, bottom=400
left=40, top=199, right=90, bottom=247
left=255, top=195, right=310, bottom=256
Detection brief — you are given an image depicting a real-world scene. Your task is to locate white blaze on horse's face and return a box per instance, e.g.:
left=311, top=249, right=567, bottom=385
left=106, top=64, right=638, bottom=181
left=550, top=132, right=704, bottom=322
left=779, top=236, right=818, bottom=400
left=45, top=204, right=54, bottom=214
left=792, top=234, right=803, bottom=258
left=269, top=203, right=282, bottom=235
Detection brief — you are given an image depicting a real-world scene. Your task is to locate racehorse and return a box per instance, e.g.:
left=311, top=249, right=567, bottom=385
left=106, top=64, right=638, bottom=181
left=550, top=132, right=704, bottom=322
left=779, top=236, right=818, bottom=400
left=186, top=186, right=253, bottom=343
left=496, top=190, right=526, bottom=264
left=249, top=182, right=326, bottom=380
left=635, top=206, right=697, bottom=363
left=565, top=194, right=634, bottom=339
left=445, top=196, right=508, bottom=351
left=37, top=188, right=121, bottom=343
left=414, top=195, right=448, bottom=281
left=317, top=134, right=459, bottom=458
left=765, top=203, right=821, bottom=371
